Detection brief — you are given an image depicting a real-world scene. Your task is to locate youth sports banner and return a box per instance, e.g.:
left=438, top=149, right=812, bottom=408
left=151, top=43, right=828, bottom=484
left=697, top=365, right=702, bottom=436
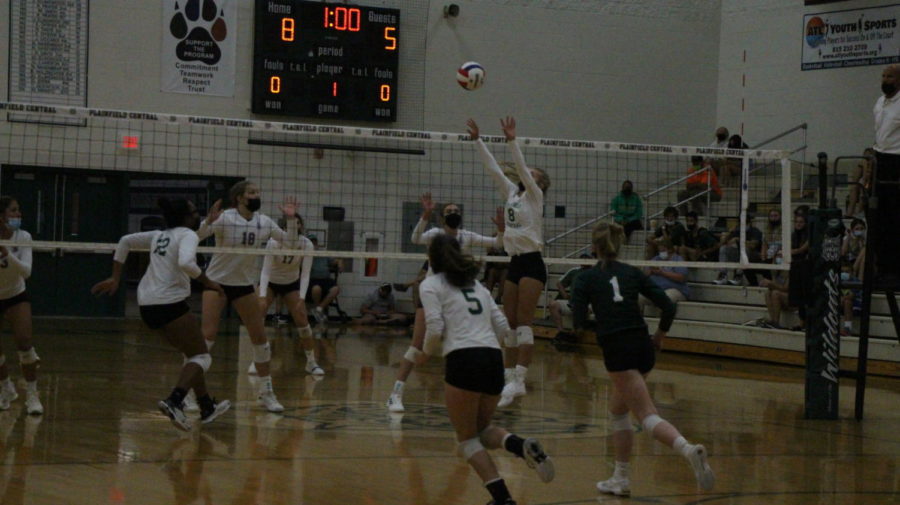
left=160, top=0, right=236, bottom=96
left=802, top=4, right=900, bottom=71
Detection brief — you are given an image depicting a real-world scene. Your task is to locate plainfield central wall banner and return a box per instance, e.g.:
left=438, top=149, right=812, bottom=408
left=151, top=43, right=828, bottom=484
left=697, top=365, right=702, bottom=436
left=802, top=3, right=900, bottom=70
left=161, top=0, right=236, bottom=96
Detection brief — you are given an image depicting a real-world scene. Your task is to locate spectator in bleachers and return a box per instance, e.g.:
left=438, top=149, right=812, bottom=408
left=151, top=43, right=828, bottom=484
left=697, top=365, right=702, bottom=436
left=711, top=127, right=729, bottom=148
left=549, top=254, right=593, bottom=341
left=787, top=209, right=812, bottom=325
left=757, top=251, right=799, bottom=330
left=840, top=261, right=862, bottom=336
left=842, top=218, right=867, bottom=280
left=846, top=148, right=874, bottom=218
left=677, top=156, right=722, bottom=216
left=306, top=234, right=343, bottom=322
left=610, top=180, right=643, bottom=241
left=713, top=213, right=764, bottom=286
left=645, top=207, right=685, bottom=259
left=482, top=238, right=508, bottom=303
left=721, top=134, right=749, bottom=186
left=358, top=283, right=408, bottom=326
left=680, top=211, right=719, bottom=262
left=640, top=239, right=689, bottom=313
left=761, top=209, right=783, bottom=264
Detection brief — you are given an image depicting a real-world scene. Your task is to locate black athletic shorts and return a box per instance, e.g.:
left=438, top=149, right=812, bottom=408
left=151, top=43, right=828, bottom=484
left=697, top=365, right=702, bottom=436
left=306, top=278, right=336, bottom=302
left=0, top=292, right=29, bottom=314
left=140, top=301, right=191, bottom=330
left=204, top=284, right=255, bottom=303
left=444, top=347, right=504, bottom=395
left=598, top=328, right=656, bottom=374
left=268, top=281, right=299, bottom=297
left=506, top=251, right=547, bottom=284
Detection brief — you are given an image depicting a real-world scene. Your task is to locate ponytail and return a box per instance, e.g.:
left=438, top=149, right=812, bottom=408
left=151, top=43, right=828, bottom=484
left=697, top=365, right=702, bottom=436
left=592, top=222, right=625, bottom=265
left=428, top=234, right=481, bottom=288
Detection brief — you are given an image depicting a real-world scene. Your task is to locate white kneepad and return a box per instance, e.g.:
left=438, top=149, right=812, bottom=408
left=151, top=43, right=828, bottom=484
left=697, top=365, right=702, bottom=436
left=253, top=342, right=271, bottom=363
left=187, top=353, right=212, bottom=373
left=609, top=412, right=634, bottom=433
left=459, top=437, right=485, bottom=461
left=517, top=326, right=534, bottom=346
left=641, top=414, right=663, bottom=434
left=17, top=348, right=39, bottom=365
left=503, top=328, right=518, bottom=347
left=404, top=346, right=424, bottom=363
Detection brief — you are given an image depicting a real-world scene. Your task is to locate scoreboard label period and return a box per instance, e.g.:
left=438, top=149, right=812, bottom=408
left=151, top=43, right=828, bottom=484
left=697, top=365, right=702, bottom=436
left=252, top=0, right=400, bottom=122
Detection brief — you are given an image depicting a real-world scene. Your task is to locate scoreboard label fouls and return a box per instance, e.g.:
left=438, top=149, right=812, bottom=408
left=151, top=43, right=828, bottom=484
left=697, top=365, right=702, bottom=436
left=252, top=0, right=400, bottom=121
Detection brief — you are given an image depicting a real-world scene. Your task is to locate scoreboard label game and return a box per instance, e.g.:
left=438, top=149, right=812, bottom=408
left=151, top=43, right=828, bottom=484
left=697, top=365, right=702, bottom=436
left=252, top=0, right=400, bottom=121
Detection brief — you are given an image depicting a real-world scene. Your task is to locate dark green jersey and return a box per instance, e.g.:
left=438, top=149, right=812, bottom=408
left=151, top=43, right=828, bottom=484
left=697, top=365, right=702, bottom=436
left=571, top=260, right=676, bottom=337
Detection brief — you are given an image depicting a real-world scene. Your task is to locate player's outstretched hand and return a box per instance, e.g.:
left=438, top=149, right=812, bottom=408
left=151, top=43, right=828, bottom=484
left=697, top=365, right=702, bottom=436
left=500, top=116, right=516, bottom=141
left=279, top=195, right=299, bottom=218
left=205, top=199, right=223, bottom=225
left=466, top=119, right=480, bottom=141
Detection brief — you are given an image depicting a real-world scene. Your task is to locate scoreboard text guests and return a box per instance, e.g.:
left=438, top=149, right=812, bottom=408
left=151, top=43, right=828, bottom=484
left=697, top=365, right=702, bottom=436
left=252, top=0, right=400, bottom=121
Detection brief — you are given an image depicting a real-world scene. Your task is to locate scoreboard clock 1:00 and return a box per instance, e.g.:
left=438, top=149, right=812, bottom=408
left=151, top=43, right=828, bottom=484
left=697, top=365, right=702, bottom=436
left=252, top=0, right=400, bottom=121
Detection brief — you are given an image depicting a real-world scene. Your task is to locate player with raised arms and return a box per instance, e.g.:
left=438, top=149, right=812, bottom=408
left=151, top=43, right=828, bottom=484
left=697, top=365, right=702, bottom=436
left=92, top=198, right=231, bottom=431
left=197, top=181, right=299, bottom=413
left=257, top=212, right=324, bottom=377
left=570, top=222, right=714, bottom=496
left=418, top=234, right=553, bottom=505
left=386, top=192, right=503, bottom=412
left=0, top=196, right=43, bottom=415
left=468, top=117, right=550, bottom=407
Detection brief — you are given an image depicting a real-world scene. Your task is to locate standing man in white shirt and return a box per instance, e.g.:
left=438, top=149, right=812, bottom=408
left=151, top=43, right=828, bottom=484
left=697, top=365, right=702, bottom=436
left=872, top=64, right=900, bottom=283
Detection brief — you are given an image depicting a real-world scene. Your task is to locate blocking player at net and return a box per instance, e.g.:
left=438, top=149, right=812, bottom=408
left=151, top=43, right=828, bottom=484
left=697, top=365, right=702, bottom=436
left=570, top=222, right=714, bottom=496
left=385, top=191, right=503, bottom=413
left=197, top=181, right=300, bottom=413
left=0, top=196, right=43, bottom=415
left=418, top=234, right=554, bottom=505
left=92, top=198, right=231, bottom=431
left=257, top=213, right=324, bottom=377
left=468, top=116, right=550, bottom=408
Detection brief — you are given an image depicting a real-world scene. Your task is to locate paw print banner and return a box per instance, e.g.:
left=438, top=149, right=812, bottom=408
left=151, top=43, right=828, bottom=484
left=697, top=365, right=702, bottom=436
left=161, top=0, right=236, bottom=96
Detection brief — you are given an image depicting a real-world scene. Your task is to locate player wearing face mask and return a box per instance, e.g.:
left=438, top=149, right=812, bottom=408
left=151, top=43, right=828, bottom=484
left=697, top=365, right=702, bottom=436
left=195, top=180, right=300, bottom=413
left=386, top=192, right=504, bottom=413
left=0, top=196, right=42, bottom=415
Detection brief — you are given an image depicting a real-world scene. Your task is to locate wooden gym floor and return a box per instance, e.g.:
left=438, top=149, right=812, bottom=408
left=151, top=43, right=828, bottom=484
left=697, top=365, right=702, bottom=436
left=0, top=318, right=897, bottom=505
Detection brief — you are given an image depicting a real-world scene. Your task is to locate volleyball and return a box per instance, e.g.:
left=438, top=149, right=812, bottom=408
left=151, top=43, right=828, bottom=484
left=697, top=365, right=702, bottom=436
left=456, top=61, right=485, bottom=90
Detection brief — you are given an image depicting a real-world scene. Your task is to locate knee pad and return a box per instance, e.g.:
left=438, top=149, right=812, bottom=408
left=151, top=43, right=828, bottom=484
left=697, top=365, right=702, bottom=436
left=17, top=348, right=39, bottom=365
left=403, top=346, right=424, bottom=363
left=516, top=326, right=534, bottom=346
left=641, top=414, right=663, bottom=434
left=609, top=412, right=633, bottom=433
left=187, top=353, right=212, bottom=373
left=458, top=437, right=486, bottom=461
left=298, top=325, right=313, bottom=339
left=504, top=328, right=518, bottom=347
left=253, top=342, right=271, bottom=363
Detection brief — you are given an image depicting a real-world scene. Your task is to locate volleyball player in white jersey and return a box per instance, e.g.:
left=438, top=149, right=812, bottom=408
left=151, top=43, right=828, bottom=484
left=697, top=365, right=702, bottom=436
left=385, top=192, right=503, bottom=412
left=197, top=181, right=299, bottom=413
left=257, top=213, right=324, bottom=377
left=418, top=234, right=553, bottom=505
left=0, top=197, right=43, bottom=415
left=92, top=198, right=231, bottom=431
left=468, top=117, right=550, bottom=407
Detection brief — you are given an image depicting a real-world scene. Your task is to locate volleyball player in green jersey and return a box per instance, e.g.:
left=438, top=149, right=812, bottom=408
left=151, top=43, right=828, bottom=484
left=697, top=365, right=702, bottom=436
left=570, top=222, right=714, bottom=496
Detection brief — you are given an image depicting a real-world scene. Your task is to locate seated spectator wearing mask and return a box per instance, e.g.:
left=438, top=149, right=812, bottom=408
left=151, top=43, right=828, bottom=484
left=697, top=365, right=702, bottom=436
left=549, top=253, right=593, bottom=342
left=761, top=209, right=783, bottom=264
left=680, top=211, right=719, bottom=262
left=639, top=238, right=690, bottom=314
left=714, top=213, right=764, bottom=286
left=645, top=207, right=685, bottom=260
left=358, top=283, right=409, bottom=326
left=757, top=251, right=800, bottom=330
left=609, top=180, right=643, bottom=241
left=841, top=218, right=866, bottom=280
left=677, top=156, right=722, bottom=216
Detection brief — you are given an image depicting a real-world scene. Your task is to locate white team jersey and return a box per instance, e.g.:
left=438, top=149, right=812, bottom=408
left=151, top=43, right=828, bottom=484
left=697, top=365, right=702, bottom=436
left=113, top=227, right=202, bottom=306
left=259, top=235, right=314, bottom=298
left=419, top=273, right=509, bottom=356
left=411, top=219, right=500, bottom=276
left=197, top=209, right=297, bottom=286
left=476, top=138, right=544, bottom=255
left=0, top=229, right=32, bottom=300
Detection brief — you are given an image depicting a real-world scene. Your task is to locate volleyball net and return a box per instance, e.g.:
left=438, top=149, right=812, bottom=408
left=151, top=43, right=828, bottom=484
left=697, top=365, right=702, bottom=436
left=0, top=102, right=791, bottom=310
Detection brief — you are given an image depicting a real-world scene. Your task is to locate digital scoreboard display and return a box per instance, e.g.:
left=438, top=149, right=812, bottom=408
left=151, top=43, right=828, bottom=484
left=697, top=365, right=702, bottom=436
left=252, top=0, right=400, bottom=121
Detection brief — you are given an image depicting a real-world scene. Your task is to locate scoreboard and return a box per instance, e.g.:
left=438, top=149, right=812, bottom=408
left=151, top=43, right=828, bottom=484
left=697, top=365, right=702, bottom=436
left=252, top=0, right=400, bottom=122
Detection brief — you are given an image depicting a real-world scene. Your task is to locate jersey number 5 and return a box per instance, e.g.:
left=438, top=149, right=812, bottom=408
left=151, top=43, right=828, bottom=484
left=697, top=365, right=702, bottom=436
left=609, top=276, right=624, bottom=302
left=461, top=288, right=483, bottom=315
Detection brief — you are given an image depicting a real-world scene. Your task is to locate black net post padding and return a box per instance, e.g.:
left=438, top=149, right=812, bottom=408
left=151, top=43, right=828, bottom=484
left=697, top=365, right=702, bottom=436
left=804, top=207, right=844, bottom=420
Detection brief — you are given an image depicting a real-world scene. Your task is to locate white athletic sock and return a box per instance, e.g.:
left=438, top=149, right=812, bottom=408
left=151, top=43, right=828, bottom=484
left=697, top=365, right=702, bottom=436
left=672, top=436, right=689, bottom=456
left=258, top=375, right=273, bottom=394
left=205, top=339, right=215, bottom=351
left=613, top=461, right=630, bottom=480
left=25, top=380, right=37, bottom=394
left=305, top=349, right=316, bottom=363
left=392, top=380, right=405, bottom=395
left=503, top=368, right=515, bottom=385
left=514, top=365, right=528, bottom=382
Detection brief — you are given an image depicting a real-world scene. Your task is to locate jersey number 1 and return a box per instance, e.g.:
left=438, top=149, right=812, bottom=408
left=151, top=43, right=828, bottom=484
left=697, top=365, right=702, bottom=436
left=609, top=276, right=624, bottom=302
left=461, top=288, right=483, bottom=315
